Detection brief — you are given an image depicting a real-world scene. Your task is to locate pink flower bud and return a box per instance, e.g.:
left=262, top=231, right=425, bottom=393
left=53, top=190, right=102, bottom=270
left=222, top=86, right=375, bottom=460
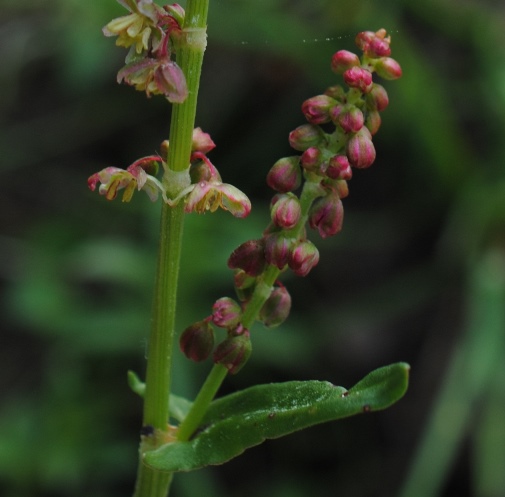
left=180, top=319, right=214, bottom=362
left=191, top=127, right=216, bottom=154
left=300, top=146, right=323, bottom=173
left=374, top=57, right=402, bottom=80
left=233, top=270, right=256, bottom=302
left=324, top=85, right=346, bottom=101
left=271, top=193, right=302, bottom=230
left=259, top=284, right=292, bottom=327
left=334, top=104, right=364, bottom=133
left=346, top=128, right=376, bottom=168
left=153, top=60, right=188, bottom=103
left=213, top=330, right=252, bottom=374
left=266, top=156, right=302, bottom=193
left=264, top=233, right=295, bottom=269
left=331, top=50, right=361, bottom=74
left=368, top=37, right=391, bottom=57
left=366, top=84, right=389, bottom=111
left=212, top=297, right=242, bottom=328
left=355, top=31, right=376, bottom=51
left=301, top=95, right=336, bottom=124
left=228, top=239, right=267, bottom=277
left=289, top=124, right=325, bottom=151
left=288, top=240, right=320, bottom=277
left=326, top=155, right=352, bottom=180
left=309, top=194, right=344, bottom=239
left=365, top=109, right=381, bottom=135
left=343, top=66, right=373, bottom=93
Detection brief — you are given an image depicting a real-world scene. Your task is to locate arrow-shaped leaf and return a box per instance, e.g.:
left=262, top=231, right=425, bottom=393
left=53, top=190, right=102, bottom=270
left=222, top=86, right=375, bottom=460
left=144, top=362, right=409, bottom=472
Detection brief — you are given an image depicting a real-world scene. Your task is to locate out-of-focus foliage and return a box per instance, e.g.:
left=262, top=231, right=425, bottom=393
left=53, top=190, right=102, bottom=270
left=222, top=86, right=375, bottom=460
left=1, top=1, right=504, bottom=496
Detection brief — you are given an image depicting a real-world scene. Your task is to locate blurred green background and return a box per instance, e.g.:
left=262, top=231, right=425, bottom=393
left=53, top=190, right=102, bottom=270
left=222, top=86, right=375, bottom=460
left=1, top=0, right=505, bottom=496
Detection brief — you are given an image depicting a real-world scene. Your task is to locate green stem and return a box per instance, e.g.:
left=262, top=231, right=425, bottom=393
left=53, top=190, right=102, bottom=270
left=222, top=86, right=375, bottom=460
left=177, top=364, right=229, bottom=441
left=133, top=1, right=210, bottom=496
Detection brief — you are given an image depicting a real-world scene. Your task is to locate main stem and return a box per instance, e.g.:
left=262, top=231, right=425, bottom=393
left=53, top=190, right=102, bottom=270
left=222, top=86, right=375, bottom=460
left=133, top=1, right=209, bottom=496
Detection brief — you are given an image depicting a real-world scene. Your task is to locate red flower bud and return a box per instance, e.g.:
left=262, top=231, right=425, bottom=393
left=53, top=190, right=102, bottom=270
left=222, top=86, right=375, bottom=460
left=288, top=240, right=320, bottom=277
left=301, top=95, right=336, bottom=124
left=259, top=284, right=292, bottom=327
left=289, top=124, right=325, bottom=151
left=264, top=233, right=295, bottom=269
left=309, top=194, right=344, bottom=239
left=346, top=128, right=376, bottom=168
left=228, top=239, right=267, bottom=277
left=326, top=155, right=352, bottom=180
left=212, top=297, right=242, bottom=328
left=324, top=84, right=346, bottom=101
left=331, top=50, right=361, bottom=74
left=333, top=104, right=364, bottom=133
left=374, top=57, right=402, bottom=80
left=355, top=31, right=376, bottom=51
left=300, top=147, right=323, bottom=173
left=266, top=156, right=302, bottom=193
left=271, top=193, right=302, bottom=230
left=365, top=109, right=381, bottom=135
left=180, top=319, right=214, bottom=362
left=191, top=127, right=216, bottom=154
left=366, top=84, right=389, bottom=112
left=343, top=66, right=373, bottom=93
left=213, top=330, right=252, bottom=374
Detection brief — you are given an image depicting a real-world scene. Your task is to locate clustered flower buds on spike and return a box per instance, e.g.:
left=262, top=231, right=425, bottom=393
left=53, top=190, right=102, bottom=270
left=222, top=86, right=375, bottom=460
left=178, top=30, right=401, bottom=376
left=104, top=1, right=188, bottom=101
left=179, top=319, right=215, bottom=362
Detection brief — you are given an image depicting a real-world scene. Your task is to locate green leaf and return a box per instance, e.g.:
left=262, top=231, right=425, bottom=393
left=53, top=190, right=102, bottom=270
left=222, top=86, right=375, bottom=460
left=144, top=362, right=409, bottom=472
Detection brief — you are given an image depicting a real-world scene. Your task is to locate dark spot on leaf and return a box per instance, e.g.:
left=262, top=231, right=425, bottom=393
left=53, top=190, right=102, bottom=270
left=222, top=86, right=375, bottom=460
left=341, top=391, right=349, bottom=397
left=363, top=405, right=371, bottom=413
left=268, top=412, right=276, bottom=419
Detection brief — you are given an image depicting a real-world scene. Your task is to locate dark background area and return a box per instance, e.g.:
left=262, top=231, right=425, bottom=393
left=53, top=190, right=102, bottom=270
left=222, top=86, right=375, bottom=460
left=1, top=1, right=505, bottom=496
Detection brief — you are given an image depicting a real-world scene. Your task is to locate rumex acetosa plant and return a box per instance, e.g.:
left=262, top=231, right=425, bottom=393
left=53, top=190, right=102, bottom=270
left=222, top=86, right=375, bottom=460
left=88, top=1, right=409, bottom=496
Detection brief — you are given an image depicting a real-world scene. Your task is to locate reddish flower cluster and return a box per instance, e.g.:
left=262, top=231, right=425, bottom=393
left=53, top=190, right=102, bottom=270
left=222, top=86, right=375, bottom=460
left=104, top=1, right=188, bottom=101
left=180, top=30, right=401, bottom=375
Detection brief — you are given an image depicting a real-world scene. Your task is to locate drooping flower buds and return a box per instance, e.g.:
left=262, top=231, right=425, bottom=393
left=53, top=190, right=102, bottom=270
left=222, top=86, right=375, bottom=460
left=300, top=147, right=323, bottom=173
left=264, top=233, right=295, bottom=269
left=332, top=104, right=364, bottom=133
left=180, top=319, right=215, bottom=362
left=346, top=128, right=376, bottom=168
left=259, top=284, right=292, bottom=328
left=374, top=57, right=402, bottom=80
left=288, top=240, right=320, bottom=277
left=309, top=194, right=344, bottom=239
left=289, top=124, right=326, bottom=151
left=343, top=66, right=373, bottom=93
left=301, top=95, right=336, bottom=124
left=228, top=239, right=267, bottom=277
left=213, top=328, right=252, bottom=374
left=326, top=155, right=352, bottom=180
left=212, top=297, right=242, bottom=328
left=266, top=156, right=302, bottom=193
left=270, top=193, right=302, bottom=230
left=331, top=50, right=360, bottom=74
